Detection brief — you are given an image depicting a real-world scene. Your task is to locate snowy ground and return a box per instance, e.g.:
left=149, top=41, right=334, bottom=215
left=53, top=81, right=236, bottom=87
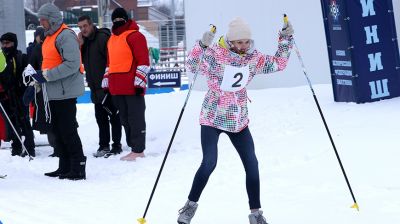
left=1, top=84, right=400, bottom=224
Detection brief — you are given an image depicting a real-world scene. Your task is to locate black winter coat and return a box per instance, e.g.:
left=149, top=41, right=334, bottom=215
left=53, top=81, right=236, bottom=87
left=0, top=50, right=28, bottom=118
left=27, top=43, right=51, bottom=133
left=0, top=50, right=27, bottom=97
left=28, top=43, right=43, bottom=70
left=81, top=27, right=111, bottom=104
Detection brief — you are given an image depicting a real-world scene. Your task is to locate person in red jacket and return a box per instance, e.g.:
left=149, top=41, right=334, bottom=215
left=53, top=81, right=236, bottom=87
left=102, top=8, right=150, bottom=161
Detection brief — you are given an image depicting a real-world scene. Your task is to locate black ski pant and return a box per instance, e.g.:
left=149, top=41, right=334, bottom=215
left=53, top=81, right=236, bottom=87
left=188, top=125, right=261, bottom=209
left=94, top=100, right=122, bottom=148
left=49, top=98, right=84, bottom=161
left=1, top=100, right=35, bottom=153
left=112, top=95, right=146, bottom=153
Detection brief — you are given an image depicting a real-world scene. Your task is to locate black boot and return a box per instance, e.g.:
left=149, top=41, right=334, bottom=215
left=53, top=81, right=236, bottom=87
left=104, top=144, right=122, bottom=158
left=47, top=131, right=60, bottom=157
left=44, top=157, right=70, bottom=177
left=48, top=147, right=60, bottom=157
left=59, top=156, right=86, bottom=180
left=11, top=148, right=22, bottom=156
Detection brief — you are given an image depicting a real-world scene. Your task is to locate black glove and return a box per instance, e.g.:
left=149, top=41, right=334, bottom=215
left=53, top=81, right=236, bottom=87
left=22, top=86, right=35, bottom=106
left=101, top=93, right=118, bottom=115
left=135, top=87, right=144, bottom=96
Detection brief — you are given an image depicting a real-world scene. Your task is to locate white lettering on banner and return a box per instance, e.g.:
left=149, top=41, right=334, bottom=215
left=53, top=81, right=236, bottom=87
left=369, top=79, right=390, bottom=99
left=360, top=0, right=376, bottom=17
left=359, top=0, right=390, bottom=100
left=364, top=25, right=380, bottom=44
left=220, top=65, right=250, bottom=92
left=337, top=79, right=353, bottom=86
left=334, top=69, right=353, bottom=76
left=332, top=60, right=352, bottom=67
left=149, top=73, right=179, bottom=80
left=368, top=52, right=383, bottom=71
left=336, top=50, right=346, bottom=56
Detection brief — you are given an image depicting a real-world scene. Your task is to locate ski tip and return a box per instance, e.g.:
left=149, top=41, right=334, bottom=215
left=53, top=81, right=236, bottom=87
left=351, top=203, right=359, bottom=211
left=137, top=218, right=146, bottom=224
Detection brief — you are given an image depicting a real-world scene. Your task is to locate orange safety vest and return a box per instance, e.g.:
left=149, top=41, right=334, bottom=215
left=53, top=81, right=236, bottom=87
left=42, top=24, right=84, bottom=73
left=107, top=30, right=136, bottom=74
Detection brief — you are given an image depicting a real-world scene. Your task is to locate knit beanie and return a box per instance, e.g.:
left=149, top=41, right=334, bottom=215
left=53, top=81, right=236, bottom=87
left=0, top=32, right=18, bottom=48
left=112, top=8, right=129, bottom=22
left=226, top=17, right=252, bottom=41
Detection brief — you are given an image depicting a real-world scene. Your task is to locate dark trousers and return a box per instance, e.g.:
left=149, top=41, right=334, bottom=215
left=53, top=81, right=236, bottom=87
left=188, top=125, right=261, bottom=209
left=94, top=100, right=122, bottom=147
left=1, top=100, right=35, bottom=152
left=113, top=95, right=146, bottom=153
left=49, top=98, right=84, bottom=160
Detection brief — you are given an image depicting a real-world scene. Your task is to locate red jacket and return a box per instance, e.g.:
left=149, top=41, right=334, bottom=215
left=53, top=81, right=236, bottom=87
left=107, top=20, right=150, bottom=95
left=0, top=111, right=7, bottom=140
left=0, top=83, right=7, bottom=141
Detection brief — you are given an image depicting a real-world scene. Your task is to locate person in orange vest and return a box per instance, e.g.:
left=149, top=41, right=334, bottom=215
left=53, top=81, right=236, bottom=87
left=23, top=3, right=86, bottom=180
left=102, top=8, right=150, bottom=161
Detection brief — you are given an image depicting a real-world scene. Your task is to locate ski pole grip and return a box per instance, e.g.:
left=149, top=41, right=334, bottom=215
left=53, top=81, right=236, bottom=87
left=210, top=24, right=217, bottom=34
left=283, top=14, right=289, bottom=30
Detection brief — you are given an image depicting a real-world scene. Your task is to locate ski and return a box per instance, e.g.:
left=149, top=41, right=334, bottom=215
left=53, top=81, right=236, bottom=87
left=0, top=175, right=7, bottom=179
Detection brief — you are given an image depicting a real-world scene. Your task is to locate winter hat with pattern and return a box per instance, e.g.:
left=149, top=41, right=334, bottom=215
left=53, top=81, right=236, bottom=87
left=226, top=17, right=252, bottom=41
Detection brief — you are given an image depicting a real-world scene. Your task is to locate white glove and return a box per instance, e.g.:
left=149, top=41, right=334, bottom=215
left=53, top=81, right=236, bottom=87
left=101, top=77, right=109, bottom=89
left=101, top=67, right=109, bottom=89
left=280, top=21, right=294, bottom=37
left=22, top=64, right=37, bottom=86
left=23, top=64, right=37, bottom=77
left=200, top=31, right=215, bottom=48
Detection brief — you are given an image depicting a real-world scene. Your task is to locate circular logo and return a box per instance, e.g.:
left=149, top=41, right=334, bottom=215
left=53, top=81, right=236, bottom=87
left=329, top=0, right=340, bottom=21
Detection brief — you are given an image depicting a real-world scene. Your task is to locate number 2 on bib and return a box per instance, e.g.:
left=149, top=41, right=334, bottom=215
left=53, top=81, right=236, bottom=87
left=220, top=65, right=250, bottom=92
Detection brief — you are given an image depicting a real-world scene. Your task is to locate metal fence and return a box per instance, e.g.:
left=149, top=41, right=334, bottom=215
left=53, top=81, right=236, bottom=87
left=136, top=19, right=186, bottom=72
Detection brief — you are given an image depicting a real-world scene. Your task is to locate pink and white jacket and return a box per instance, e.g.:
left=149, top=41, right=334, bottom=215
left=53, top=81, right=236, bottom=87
left=186, top=35, right=294, bottom=133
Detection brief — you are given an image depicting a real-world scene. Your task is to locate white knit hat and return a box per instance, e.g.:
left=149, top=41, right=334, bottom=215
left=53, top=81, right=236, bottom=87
left=226, top=17, right=252, bottom=41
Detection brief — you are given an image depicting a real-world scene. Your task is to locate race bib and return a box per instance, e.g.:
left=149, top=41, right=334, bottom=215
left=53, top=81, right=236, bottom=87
left=220, top=65, right=250, bottom=92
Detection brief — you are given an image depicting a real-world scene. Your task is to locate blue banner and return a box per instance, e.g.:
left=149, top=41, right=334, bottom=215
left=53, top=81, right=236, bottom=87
left=321, top=0, right=400, bottom=103
left=147, top=71, right=181, bottom=88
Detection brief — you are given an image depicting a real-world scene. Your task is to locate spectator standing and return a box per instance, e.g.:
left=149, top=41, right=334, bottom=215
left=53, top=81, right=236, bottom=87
left=78, top=15, right=122, bottom=158
left=102, top=8, right=150, bottom=161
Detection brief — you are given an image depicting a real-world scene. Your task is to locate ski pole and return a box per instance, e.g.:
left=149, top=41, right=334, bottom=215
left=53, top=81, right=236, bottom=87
left=0, top=102, right=33, bottom=161
left=284, top=14, right=359, bottom=211
left=137, top=25, right=217, bottom=224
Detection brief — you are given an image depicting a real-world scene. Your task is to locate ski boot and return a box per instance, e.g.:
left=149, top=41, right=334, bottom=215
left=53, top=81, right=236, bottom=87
left=248, top=210, right=269, bottom=224
left=177, top=200, right=198, bottom=224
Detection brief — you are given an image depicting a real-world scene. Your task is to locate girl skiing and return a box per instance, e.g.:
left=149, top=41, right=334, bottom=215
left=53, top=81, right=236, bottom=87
left=177, top=17, right=294, bottom=224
